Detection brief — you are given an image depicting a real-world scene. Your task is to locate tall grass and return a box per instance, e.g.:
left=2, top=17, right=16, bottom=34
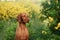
left=0, top=11, right=60, bottom=40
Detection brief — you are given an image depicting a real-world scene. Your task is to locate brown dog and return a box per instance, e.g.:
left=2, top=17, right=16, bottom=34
left=15, top=13, right=29, bottom=40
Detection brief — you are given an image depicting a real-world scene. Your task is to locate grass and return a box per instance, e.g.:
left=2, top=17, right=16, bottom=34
left=0, top=12, right=60, bottom=40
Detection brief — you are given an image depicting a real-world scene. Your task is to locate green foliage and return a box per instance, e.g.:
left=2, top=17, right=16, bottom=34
left=0, top=20, right=17, bottom=40
left=0, top=0, right=60, bottom=40
left=41, top=0, right=59, bottom=18
left=41, top=0, right=60, bottom=36
left=0, top=10, right=60, bottom=40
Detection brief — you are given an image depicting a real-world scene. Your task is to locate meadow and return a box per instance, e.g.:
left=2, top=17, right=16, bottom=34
left=0, top=0, right=60, bottom=40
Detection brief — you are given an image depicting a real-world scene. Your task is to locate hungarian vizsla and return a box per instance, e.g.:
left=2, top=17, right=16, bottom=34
left=15, top=13, right=29, bottom=40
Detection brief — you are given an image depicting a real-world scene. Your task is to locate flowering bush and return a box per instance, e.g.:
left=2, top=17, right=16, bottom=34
left=0, top=2, right=40, bottom=20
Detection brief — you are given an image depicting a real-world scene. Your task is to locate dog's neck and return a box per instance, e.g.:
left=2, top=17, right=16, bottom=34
left=18, top=22, right=26, bottom=30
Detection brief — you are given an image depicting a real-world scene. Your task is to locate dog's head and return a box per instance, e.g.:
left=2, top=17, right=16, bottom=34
left=16, top=13, right=29, bottom=23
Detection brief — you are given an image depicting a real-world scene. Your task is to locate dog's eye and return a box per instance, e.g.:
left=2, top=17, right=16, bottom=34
left=22, top=15, right=25, bottom=17
left=22, top=15, right=26, bottom=17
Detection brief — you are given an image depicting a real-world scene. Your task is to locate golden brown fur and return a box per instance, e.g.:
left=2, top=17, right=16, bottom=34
left=15, top=13, right=29, bottom=40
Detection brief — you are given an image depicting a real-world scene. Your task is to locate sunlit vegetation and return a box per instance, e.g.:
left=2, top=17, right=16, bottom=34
left=0, top=0, right=60, bottom=40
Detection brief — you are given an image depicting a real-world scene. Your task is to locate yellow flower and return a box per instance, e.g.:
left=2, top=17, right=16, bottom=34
left=54, top=27, right=58, bottom=30
left=49, top=17, right=53, bottom=23
left=42, top=31, right=47, bottom=34
left=0, top=15, right=1, bottom=19
left=0, top=2, right=41, bottom=20
left=57, top=22, right=60, bottom=27
left=5, top=15, right=9, bottom=19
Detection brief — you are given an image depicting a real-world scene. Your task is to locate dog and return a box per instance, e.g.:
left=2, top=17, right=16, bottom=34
left=15, top=13, right=29, bottom=40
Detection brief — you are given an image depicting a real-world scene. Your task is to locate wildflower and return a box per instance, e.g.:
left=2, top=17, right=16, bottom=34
left=43, top=19, right=49, bottom=24
left=54, top=27, right=58, bottom=30
left=0, top=2, right=41, bottom=20
left=49, top=17, right=53, bottom=23
left=42, top=31, right=47, bottom=34
left=0, top=15, right=1, bottom=18
left=57, top=22, right=60, bottom=27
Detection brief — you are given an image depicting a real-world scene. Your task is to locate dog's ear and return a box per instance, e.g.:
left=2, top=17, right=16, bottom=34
left=16, top=14, right=21, bottom=22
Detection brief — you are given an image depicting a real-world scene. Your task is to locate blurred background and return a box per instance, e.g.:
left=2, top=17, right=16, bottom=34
left=0, top=0, right=60, bottom=40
